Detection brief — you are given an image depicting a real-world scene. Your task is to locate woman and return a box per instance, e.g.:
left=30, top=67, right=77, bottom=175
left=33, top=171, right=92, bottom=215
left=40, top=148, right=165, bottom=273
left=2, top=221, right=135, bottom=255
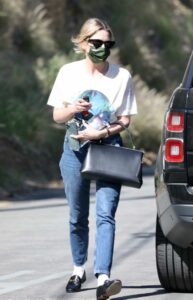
left=47, top=18, right=137, bottom=300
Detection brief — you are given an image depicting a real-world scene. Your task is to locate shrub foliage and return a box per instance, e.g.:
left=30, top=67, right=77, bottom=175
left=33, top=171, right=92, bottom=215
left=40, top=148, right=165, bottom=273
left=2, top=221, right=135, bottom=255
left=0, top=0, right=193, bottom=191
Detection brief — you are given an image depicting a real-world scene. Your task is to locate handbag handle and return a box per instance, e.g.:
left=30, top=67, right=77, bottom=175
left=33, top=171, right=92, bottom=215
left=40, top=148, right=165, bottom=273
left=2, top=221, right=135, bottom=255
left=110, top=120, right=135, bottom=149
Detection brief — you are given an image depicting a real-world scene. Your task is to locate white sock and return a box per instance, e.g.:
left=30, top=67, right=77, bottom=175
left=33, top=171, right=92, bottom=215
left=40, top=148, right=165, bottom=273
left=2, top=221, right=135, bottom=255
left=97, top=274, right=109, bottom=287
left=72, top=264, right=85, bottom=278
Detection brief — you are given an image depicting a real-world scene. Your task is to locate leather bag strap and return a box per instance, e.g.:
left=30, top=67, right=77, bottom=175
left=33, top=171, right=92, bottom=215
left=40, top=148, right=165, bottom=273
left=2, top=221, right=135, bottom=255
left=110, top=121, right=135, bottom=149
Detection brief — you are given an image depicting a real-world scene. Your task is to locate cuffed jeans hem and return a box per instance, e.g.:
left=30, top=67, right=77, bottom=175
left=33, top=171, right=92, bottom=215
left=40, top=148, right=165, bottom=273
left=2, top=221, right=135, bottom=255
left=73, top=262, right=86, bottom=267
left=94, top=270, right=110, bottom=278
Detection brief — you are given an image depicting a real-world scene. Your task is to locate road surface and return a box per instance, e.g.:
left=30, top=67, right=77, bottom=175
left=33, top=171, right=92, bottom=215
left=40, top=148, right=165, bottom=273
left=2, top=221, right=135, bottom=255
left=0, top=176, right=192, bottom=299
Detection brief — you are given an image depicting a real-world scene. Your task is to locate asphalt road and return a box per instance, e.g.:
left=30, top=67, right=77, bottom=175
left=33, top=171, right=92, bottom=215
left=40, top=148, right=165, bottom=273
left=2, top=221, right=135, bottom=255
left=0, top=176, right=193, bottom=300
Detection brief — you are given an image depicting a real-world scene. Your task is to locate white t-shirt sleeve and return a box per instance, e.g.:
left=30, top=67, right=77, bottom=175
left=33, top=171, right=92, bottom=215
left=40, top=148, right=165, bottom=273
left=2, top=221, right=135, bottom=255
left=47, top=66, right=69, bottom=108
left=116, top=75, right=137, bottom=117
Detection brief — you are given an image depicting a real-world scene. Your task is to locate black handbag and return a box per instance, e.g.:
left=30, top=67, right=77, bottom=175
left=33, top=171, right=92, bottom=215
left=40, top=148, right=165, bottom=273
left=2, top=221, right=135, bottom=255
left=81, top=123, right=144, bottom=188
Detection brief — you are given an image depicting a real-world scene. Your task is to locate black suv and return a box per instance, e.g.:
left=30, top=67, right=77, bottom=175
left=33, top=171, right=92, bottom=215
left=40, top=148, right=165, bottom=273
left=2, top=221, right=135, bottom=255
left=155, top=51, right=193, bottom=292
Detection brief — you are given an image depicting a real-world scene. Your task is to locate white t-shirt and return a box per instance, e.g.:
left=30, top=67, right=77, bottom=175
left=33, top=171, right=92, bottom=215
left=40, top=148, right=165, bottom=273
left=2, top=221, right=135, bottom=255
left=47, top=59, right=137, bottom=125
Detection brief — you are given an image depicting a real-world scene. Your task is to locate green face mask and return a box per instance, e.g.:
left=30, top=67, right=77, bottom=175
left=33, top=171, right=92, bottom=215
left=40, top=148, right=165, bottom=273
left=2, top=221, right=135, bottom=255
left=88, top=46, right=110, bottom=64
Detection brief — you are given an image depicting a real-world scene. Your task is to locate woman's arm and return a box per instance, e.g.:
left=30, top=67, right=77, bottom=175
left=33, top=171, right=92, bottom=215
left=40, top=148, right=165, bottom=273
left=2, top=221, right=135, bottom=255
left=105, top=115, right=131, bottom=136
left=53, top=99, right=92, bottom=123
left=53, top=105, right=75, bottom=123
left=71, top=115, right=131, bottom=141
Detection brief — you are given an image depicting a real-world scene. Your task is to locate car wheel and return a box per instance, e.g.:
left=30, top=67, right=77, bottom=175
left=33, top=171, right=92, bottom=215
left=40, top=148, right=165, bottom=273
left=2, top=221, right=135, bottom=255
left=156, top=216, right=193, bottom=292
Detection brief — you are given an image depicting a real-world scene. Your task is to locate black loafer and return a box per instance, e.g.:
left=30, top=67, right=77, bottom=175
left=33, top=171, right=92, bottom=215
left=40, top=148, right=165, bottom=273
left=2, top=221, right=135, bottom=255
left=66, top=271, right=86, bottom=293
left=96, top=279, right=122, bottom=300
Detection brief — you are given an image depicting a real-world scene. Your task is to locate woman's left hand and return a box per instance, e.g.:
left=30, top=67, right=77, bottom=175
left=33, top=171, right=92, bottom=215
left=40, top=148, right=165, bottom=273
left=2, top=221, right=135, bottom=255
left=70, top=121, right=102, bottom=141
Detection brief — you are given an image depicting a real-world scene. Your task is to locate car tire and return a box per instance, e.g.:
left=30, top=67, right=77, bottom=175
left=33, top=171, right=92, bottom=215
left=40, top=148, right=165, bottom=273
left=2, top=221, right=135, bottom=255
left=156, top=216, right=193, bottom=292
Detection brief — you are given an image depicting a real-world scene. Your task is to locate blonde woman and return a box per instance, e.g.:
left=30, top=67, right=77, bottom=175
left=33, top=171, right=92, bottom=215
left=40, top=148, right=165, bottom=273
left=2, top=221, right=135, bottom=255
left=47, top=18, right=137, bottom=300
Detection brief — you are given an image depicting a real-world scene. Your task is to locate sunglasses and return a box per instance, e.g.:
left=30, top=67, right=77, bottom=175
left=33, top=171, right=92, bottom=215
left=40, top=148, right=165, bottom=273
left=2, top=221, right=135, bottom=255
left=88, top=39, right=115, bottom=49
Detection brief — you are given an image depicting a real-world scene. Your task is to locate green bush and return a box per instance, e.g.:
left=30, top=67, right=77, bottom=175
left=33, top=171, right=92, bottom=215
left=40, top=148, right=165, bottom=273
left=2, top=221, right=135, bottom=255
left=1, top=0, right=193, bottom=192
left=128, top=75, right=167, bottom=153
left=0, top=52, right=42, bottom=138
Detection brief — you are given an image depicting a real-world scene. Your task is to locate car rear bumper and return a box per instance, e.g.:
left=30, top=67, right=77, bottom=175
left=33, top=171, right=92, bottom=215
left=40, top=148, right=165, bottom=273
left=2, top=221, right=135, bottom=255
left=159, top=184, right=193, bottom=248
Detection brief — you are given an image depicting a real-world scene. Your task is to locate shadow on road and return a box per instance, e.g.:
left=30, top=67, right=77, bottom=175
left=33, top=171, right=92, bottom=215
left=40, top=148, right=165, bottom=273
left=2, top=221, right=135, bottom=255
left=1, top=166, right=154, bottom=202
left=58, top=284, right=167, bottom=300
left=112, top=284, right=167, bottom=299
left=0, top=195, right=155, bottom=212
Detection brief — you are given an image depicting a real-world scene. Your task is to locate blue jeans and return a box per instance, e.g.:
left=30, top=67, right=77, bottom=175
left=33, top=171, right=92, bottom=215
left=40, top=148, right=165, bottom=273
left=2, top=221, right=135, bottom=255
left=59, top=135, right=122, bottom=277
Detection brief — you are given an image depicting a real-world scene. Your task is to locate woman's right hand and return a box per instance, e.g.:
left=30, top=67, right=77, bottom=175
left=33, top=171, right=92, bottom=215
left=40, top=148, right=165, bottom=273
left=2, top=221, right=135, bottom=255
left=53, top=98, right=92, bottom=124
left=72, top=98, right=92, bottom=113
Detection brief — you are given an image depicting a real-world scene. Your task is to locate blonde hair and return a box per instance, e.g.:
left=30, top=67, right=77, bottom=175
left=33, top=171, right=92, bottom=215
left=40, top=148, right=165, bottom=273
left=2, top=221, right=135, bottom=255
left=71, top=18, right=114, bottom=53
